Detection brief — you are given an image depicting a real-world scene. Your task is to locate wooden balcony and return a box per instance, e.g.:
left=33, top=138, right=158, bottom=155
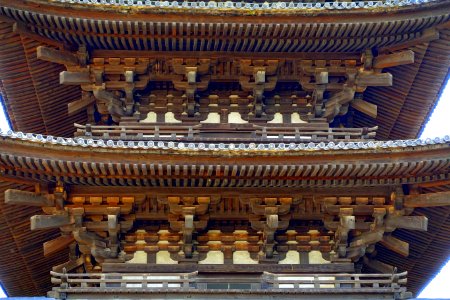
left=74, top=123, right=377, bottom=142
left=49, top=270, right=411, bottom=299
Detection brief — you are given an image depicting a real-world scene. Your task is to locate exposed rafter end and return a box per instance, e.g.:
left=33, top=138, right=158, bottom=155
left=68, top=92, right=95, bottom=116
left=30, top=214, right=72, bottom=230
left=37, top=46, right=79, bottom=67
left=5, top=189, right=53, bottom=206
left=373, top=50, right=415, bottom=69
left=44, top=234, right=75, bottom=257
left=52, top=257, right=84, bottom=273
left=381, top=235, right=409, bottom=257
left=377, top=28, right=439, bottom=53
left=12, top=21, right=66, bottom=49
left=351, top=98, right=378, bottom=119
left=404, top=191, right=450, bottom=208
left=363, top=256, right=395, bottom=274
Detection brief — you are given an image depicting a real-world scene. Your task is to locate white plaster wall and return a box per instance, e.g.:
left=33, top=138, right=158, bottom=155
left=228, top=112, right=248, bottom=124
left=279, top=250, right=300, bottom=264
left=156, top=250, right=178, bottom=264
left=141, top=111, right=157, bottom=123
left=268, top=112, right=283, bottom=124
left=199, top=251, right=224, bottom=264
left=200, top=112, right=221, bottom=124
left=309, top=250, right=330, bottom=264
left=233, top=251, right=257, bottom=264
left=127, top=250, right=147, bottom=264
left=164, top=112, right=182, bottom=123
left=291, top=112, right=306, bottom=123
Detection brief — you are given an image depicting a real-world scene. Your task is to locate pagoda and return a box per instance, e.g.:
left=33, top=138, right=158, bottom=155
left=0, top=0, right=449, bottom=299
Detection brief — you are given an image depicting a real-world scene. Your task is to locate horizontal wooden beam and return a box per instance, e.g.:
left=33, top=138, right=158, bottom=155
left=351, top=99, right=377, bottom=119
left=373, top=50, right=415, bottom=69
left=103, top=263, right=354, bottom=273
left=380, top=235, right=409, bottom=257
left=60, top=71, right=90, bottom=85
left=5, top=189, right=52, bottom=206
left=70, top=186, right=393, bottom=197
left=363, top=257, right=394, bottom=274
left=92, top=50, right=361, bottom=60
left=404, top=191, right=450, bottom=208
left=52, top=257, right=84, bottom=273
left=378, top=28, right=439, bottom=53
left=44, top=234, right=75, bottom=257
left=30, top=214, right=72, bottom=230
left=68, top=95, right=95, bottom=116
left=386, top=215, right=428, bottom=232
left=356, top=72, right=392, bottom=87
left=37, top=46, right=79, bottom=66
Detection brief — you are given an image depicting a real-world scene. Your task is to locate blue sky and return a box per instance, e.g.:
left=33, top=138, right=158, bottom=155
left=0, top=80, right=449, bottom=297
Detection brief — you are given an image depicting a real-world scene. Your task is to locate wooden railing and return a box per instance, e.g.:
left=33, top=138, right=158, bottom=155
left=74, top=123, right=377, bottom=142
left=50, top=271, right=197, bottom=290
left=262, top=271, right=408, bottom=290
left=49, top=270, right=409, bottom=299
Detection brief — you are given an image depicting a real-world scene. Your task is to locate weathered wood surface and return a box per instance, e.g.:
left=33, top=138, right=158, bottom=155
left=351, top=99, right=377, bottom=119
left=404, top=191, right=450, bottom=208
left=44, top=235, right=75, bottom=257
left=30, top=214, right=72, bottom=230
left=373, top=50, right=415, bottom=69
left=102, top=263, right=355, bottom=273
left=37, top=46, right=79, bottom=66
left=5, top=189, right=53, bottom=206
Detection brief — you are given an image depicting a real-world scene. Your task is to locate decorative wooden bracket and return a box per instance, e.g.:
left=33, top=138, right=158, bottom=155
left=241, top=197, right=298, bottom=262
left=171, top=59, right=212, bottom=117
left=158, top=196, right=218, bottom=262
left=239, top=60, right=279, bottom=118
left=332, top=207, right=355, bottom=260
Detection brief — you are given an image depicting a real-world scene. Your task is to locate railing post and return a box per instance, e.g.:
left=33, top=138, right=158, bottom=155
left=61, top=268, right=68, bottom=290
left=188, top=127, right=193, bottom=139
left=262, top=127, right=267, bottom=140
left=314, top=275, right=320, bottom=289
left=120, top=127, right=126, bottom=139
left=85, top=124, right=92, bottom=137
left=142, top=274, right=147, bottom=288
left=154, top=126, right=160, bottom=139
left=354, top=274, right=361, bottom=288
left=100, top=274, right=105, bottom=288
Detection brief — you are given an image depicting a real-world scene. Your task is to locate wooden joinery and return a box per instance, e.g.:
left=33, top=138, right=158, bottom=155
left=239, top=60, right=279, bottom=118
left=241, top=197, right=299, bottom=262
left=37, top=46, right=417, bottom=125
left=171, top=59, right=212, bottom=117
left=157, top=196, right=218, bottom=262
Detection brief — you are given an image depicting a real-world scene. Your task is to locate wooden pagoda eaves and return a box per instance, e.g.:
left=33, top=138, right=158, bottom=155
left=1, top=132, right=449, bottom=273
left=0, top=0, right=449, bottom=298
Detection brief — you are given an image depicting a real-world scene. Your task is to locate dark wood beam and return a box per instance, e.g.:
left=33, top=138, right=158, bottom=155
left=380, top=235, right=409, bottom=257
left=350, top=99, right=377, bottom=119
left=37, top=46, right=79, bottom=66
left=12, top=21, right=64, bottom=49
left=44, top=234, right=75, bottom=257
left=373, top=50, right=415, bottom=69
left=377, top=28, right=439, bottom=53
left=5, top=189, right=52, bottom=206
left=60, top=71, right=90, bottom=85
left=70, top=186, right=394, bottom=197
left=363, top=257, right=394, bottom=274
left=102, top=263, right=354, bottom=273
left=404, top=191, right=450, bottom=208
left=52, top=257, right=84, bottom=273
left=30, top=214, right=72, bottom=230
left=68, top=93, right=95, bottom=116
left=91, top=50, right=361, bottom=60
